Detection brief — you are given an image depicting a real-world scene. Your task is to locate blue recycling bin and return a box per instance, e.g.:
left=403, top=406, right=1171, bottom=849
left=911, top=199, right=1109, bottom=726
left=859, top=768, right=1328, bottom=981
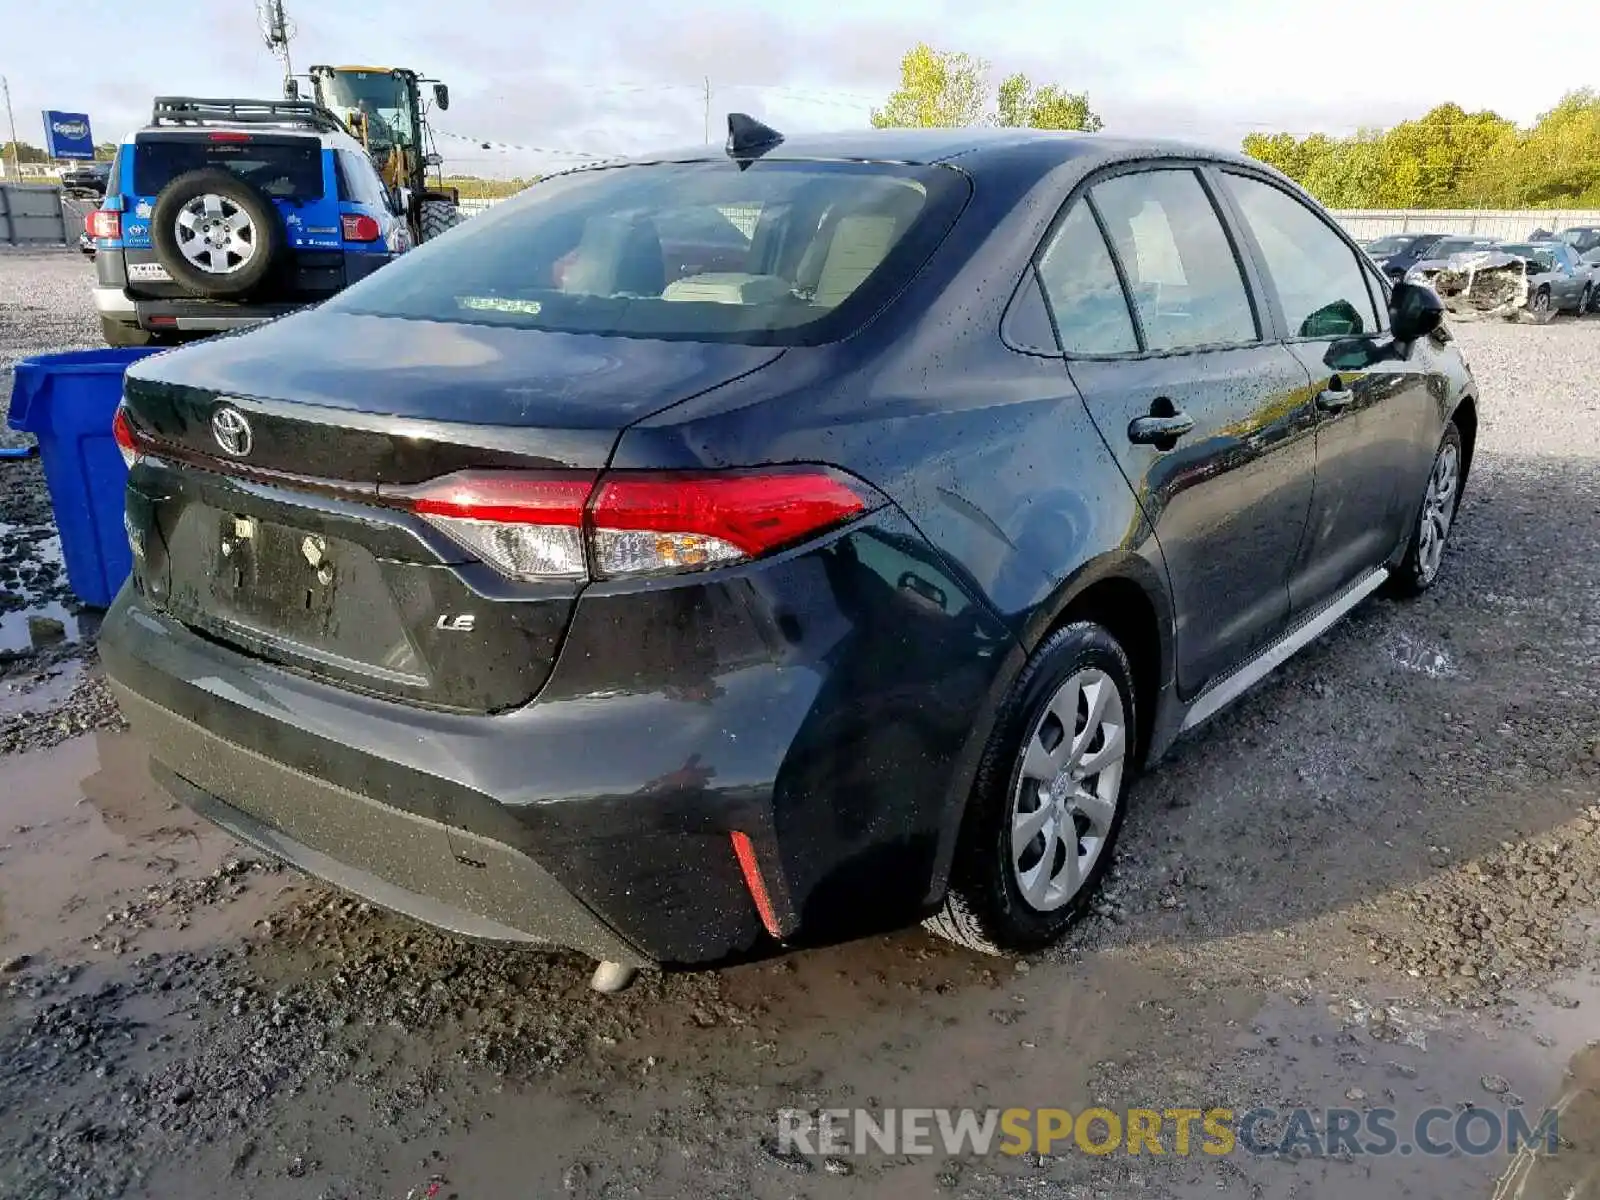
left=7, top=347, right=166, bottom=608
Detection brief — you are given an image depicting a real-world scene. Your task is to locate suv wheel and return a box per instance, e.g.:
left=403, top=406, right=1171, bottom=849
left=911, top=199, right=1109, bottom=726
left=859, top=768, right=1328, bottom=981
left=927, top=622, right=1136, bottom=954
left=150, top=169, right=283, bottom=299
left=1388, top=421, right=1464, bottom=596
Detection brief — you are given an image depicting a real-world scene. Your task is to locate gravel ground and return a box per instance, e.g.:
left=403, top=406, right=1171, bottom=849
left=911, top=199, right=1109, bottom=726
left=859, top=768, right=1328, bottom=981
left=1, top=249, right=1599, bottom=1199
left=0, top=248, right=124, bottom=756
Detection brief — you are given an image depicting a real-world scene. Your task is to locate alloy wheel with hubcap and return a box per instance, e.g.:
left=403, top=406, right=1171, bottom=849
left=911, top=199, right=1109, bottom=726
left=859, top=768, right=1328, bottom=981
left=1389, top=420, right=1465, bottom=596
left=1531, top=288, right=1552, bottom=316
left=1011, top=667, right=1125, bottom=912
left=176, top=194, right=256, bottom=275
left=1415, top=439, right=1460, bottom=585
left=928, top=621, right=1136, bottom=955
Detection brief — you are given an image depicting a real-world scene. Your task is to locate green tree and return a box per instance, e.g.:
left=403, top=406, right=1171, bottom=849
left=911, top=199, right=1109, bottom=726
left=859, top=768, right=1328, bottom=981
left=0, top=141, right=49, bottom=165
left=1241, top=91, right=1600, bottom=209
left=93, top=142, right=119, bottom=161
left=996, top=73, right=1102, bottom=131
left=872, top=43, right=990, bottom=129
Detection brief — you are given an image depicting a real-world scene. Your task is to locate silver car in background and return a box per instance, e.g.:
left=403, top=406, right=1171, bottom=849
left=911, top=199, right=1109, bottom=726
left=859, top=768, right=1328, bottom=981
left=1510, top=241, right=1595, bottom=316
left=1415, top=241, right=1594, bottom=320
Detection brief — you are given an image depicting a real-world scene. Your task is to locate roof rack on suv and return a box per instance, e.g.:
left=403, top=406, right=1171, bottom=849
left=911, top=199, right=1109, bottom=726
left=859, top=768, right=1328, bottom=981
left=150, top=96, right=350, bottom=136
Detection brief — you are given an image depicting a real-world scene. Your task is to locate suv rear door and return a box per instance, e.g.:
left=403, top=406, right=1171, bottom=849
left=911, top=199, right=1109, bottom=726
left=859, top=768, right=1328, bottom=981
left=1216, top=170, right=1437, bottom=616
left=1039, top=166, right=1319, bottom=697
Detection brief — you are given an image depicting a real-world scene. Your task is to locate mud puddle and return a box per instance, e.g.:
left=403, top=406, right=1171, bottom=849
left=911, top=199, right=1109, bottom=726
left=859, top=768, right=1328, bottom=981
left=0, top=658, right=82, bottom=718
left=0, top=730, right=288, bottom=966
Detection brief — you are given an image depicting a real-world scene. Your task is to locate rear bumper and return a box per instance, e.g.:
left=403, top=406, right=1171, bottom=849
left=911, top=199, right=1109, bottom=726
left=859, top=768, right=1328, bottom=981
left=116, top=685, right=648, bottom=966
left=93, top=248, right=393, bottom=332
left=101, top=510, right=1014, bottom=964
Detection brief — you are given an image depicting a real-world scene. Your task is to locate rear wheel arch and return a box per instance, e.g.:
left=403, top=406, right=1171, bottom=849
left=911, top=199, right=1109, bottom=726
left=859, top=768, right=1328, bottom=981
left=1024, top=558, right=1173, bottom=766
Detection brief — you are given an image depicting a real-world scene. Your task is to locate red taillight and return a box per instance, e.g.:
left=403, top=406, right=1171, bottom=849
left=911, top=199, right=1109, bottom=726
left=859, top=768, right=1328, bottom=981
left=87, top=209, right=120, bottom=240
left=593, top=473, right=866, bottom=558
left=209, top=131, right=251, bottom=142
left=387, top=468, right=869, bottom=582
left=341, top=213, right=381, bottom=242
left=112, top=407, right=140, bottom=469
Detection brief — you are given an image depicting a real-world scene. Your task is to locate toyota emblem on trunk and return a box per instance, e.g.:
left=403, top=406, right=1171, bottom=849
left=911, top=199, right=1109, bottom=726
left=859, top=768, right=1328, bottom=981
left=211, top=406, right=253, bottom=457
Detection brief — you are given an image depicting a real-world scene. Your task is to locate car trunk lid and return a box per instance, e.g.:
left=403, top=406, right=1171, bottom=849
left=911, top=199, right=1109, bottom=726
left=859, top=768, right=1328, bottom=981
left=120, top=312, right=784, bottom=711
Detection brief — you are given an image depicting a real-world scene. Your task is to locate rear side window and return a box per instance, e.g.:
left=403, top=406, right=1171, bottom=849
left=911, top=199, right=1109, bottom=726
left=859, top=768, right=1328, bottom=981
left=335, top=151, right=391, bottom=211
left=1089, top=170, right=1257, bottom=351
left=324, top=159, right=969, bottom=346
left=1223, top=174, right=1379, bottom=338
left=1036, top=203, right=1138, bottom=355
left=133, top=135, right=324, bottom=200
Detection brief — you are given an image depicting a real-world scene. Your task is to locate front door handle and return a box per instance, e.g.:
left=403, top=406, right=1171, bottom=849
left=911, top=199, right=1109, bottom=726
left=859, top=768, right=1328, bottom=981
left=1128, top=412, right=1195, bottom=446
left=1317, top=375, right=1356, bottom=411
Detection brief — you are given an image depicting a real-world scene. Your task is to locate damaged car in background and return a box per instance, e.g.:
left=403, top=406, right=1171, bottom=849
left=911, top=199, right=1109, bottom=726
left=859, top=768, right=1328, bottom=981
left=1409, top=241, right=1592, bottom=320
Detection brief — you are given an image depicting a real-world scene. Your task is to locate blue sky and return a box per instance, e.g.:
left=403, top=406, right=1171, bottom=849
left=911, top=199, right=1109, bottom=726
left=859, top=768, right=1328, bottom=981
left=6, top=0, right=1594, bottom=177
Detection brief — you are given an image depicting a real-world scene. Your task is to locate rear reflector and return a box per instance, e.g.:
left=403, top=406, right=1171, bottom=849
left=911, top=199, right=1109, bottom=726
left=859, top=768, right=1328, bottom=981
left=341, top=213, right=381, bottom=242
left=87, top=209, right=120, bottom=240
left=386, top=467, right=869, bottom=582
left=730, top=832, right=781, bottom=938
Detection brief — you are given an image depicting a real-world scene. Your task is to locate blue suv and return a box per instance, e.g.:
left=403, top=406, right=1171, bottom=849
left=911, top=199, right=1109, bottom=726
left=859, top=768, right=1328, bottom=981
left=89, top=96, right=411, bottom=347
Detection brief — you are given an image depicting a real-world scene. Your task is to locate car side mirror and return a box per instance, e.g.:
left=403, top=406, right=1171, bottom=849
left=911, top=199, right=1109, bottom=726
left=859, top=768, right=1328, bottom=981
left=433, top=84, right=450, bottom=111
left=1389, top=280, right=1444, bottom=342
left=424, top=151, right=443, bottom=168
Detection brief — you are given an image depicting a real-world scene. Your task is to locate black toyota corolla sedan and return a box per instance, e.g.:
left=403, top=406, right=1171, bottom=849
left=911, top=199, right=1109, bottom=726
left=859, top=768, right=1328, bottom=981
left=104, top=119, right=1477, bottom=990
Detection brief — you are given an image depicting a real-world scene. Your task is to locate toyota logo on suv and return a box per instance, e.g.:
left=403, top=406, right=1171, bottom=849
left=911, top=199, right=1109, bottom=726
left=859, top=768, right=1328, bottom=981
left=211, top=405, right=253, bottom=457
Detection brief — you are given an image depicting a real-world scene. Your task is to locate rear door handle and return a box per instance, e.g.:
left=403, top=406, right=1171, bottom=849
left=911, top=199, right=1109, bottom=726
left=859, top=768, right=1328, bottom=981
left=1128, top=412, right=1195, bottom=445
left=1317, top=376, right=1356, bottom=411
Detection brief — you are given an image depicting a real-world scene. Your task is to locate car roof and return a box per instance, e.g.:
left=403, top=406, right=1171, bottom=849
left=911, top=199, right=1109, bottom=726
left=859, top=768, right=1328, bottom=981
left=606, top=127, right=1264, bottom=173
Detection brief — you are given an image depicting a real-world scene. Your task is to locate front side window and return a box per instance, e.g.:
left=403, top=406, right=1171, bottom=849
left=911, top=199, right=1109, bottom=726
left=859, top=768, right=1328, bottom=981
left=326, top=159, right=968, bottom=345
left=1088, top=169, right=1257, bottom=352
left=1035, top=202, right=1138, bottom=355
left=1224, top=174, right=1380, bottom=338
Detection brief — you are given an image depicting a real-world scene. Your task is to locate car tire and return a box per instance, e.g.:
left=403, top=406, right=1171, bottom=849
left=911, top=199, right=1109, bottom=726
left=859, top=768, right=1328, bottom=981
left=1581, top=284, right=1594, bottom=316
left=927, top=621, right=1137, bottom=955
left=1387, top=420, right=1464, bottom=597
left=101, top=317, right=153, bottom=348
left=419, top=198, right=462, bottom=241
left=1528, top=286, right=1554, bottom=322
left=150, top=169, right=284, bottom=300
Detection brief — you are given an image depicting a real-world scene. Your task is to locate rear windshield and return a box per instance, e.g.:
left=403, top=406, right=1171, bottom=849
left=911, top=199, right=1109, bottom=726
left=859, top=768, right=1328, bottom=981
left=133, top=135, right=324, bottom=200
left=1364, top=235, right=1417, bottom=256
left=325, top=158, right=970, bottom=345
left=1429, top=238, right=1484, bottom=258
left=1501, top=244, right=1556, bottom=269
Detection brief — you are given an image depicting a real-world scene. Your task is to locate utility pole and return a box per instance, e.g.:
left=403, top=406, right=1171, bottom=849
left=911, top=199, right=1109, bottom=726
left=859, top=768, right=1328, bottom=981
left=1, top=75, right=20, bottom=181
left=703, top=76, right=711, bottom=145
left=259, top=0, right=295, bottom=95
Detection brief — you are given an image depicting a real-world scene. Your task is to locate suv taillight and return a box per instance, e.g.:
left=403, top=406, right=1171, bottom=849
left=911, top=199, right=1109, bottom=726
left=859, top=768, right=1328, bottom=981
left=390, top=469, right=872, bottom=581
left=341, top=214, right=381, bottom=242
left=87, top=210, right=120, bottom=240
